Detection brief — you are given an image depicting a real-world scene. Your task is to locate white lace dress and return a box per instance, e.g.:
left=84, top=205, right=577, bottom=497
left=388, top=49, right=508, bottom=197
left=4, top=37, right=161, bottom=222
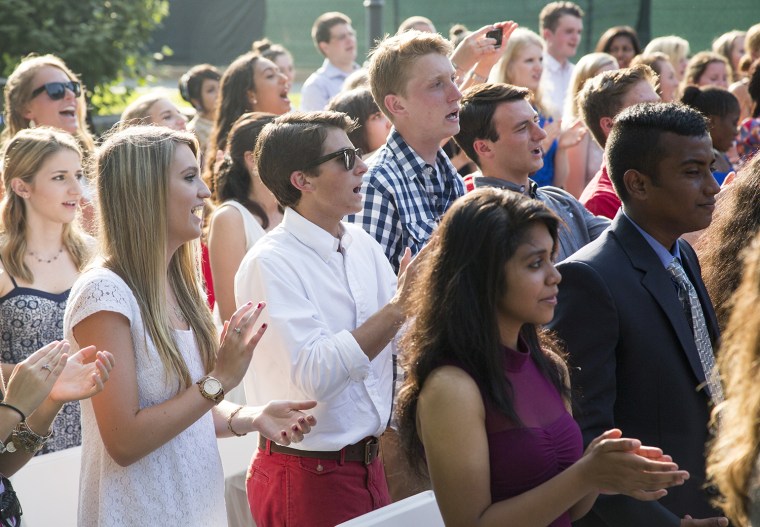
left=63, top=267, right=226, bottom=527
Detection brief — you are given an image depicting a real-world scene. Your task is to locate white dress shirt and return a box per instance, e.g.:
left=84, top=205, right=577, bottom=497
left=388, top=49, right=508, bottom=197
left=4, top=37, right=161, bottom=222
left=235, top=207, right=397, bottom=451
left=539, top=51, right=575, bottom=120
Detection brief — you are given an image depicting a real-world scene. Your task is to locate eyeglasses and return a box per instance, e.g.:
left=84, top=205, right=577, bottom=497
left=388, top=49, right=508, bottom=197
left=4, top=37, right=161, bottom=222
left=31, top=81, right=81, bottom=100
left=303, top=147, right=362, bottom=171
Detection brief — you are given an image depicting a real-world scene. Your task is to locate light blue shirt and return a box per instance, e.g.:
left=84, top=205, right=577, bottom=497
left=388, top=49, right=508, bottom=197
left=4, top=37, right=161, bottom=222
left=623, top=211, right=681, bottom=268
left=300, top=59, right=360, bottom=111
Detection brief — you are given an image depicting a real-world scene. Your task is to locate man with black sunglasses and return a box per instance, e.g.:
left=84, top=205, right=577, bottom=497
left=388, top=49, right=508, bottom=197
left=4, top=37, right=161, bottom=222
left=234, top=111, right=421, bottom=527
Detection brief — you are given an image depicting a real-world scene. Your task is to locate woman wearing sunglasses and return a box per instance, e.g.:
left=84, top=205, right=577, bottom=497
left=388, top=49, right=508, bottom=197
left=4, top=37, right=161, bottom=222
left=2, top=54, right=94, bottom=154
left=3, top=55, right=97, bottom=235
left=0, top=128, right=93, bottom=454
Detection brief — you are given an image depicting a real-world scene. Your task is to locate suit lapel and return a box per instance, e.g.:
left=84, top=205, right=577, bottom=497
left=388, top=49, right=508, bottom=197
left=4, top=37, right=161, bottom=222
left=610, top=215, right=707, bottom=386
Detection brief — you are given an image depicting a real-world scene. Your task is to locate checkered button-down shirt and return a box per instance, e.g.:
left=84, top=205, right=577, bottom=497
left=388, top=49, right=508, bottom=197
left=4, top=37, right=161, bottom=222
left=348, top=129, right=465, bottom=272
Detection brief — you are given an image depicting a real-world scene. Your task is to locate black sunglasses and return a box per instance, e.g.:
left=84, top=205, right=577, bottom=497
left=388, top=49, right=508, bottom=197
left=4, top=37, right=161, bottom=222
left=304, top=147, right=362, bottom=171
left=31, top=81, right=81, bottom=100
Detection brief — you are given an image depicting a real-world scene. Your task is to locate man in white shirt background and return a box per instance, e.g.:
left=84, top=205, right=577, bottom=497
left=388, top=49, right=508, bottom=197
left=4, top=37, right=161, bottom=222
left=538, top=1, right=584, bottom=119
left=300, top=12, right=361, bottom=111
left=235, top=111, right=418, bottom=527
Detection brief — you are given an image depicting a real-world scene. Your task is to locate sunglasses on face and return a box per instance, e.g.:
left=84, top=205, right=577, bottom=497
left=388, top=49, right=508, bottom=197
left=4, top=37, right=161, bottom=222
left=303, top=147, right=362, bottom=171
left=31, top=81, right=81, bottom=100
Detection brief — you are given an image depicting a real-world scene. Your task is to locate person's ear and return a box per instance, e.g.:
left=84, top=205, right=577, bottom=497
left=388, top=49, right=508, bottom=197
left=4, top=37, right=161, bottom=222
left=623, top=168, right=648, bottom=200
left=10, top=178, right=31, bottom=199
left=542, top=28, right=554, bottom=43
left=599, top=116, right=615, bottom=139
left=384, top=94, right=407, bottom=119
left=317, top=40, right=330, bottom=57
left=473, top=139, right=493, bottom=160
left=190, top=98, right=203, bottom=112
left=247, top=89, right=258, bottom=109
left=289, top=170, right=313, bottom=193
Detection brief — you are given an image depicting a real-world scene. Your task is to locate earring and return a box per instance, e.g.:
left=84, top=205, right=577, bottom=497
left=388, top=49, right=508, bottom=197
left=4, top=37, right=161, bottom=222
left=29, top=119, right=36, bottom=128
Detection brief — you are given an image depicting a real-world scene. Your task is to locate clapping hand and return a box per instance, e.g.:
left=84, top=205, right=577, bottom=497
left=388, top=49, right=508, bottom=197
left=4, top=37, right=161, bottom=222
left=49, top=345, right=115, bottom=403
left=252, top=400, right=318, bottom=446
left=3, top=341, right=69, bottom=416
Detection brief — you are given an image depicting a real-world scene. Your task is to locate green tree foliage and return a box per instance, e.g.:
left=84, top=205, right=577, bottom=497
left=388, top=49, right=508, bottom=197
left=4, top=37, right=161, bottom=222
left=0, top=0, right=169, bottom=114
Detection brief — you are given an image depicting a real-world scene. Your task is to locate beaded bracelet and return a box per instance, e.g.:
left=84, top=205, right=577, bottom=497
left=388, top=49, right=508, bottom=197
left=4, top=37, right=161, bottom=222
left=12, top=420, right=52, bottom=454
left=227, top=405, right=247, bottom=437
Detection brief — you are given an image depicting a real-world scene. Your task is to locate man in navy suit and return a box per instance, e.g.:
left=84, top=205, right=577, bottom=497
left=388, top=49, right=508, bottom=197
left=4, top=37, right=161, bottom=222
left=548, top=102, right=729, bottom=527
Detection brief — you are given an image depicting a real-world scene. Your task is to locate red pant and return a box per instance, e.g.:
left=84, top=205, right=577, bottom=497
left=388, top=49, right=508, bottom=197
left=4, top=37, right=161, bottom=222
left=247, top=442, right=391, bottom=527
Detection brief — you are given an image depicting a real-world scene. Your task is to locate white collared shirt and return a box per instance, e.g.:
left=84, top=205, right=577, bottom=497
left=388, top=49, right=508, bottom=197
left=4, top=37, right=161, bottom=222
left=235, top=207, right=397, bottom=450
left=539, top=51, right=575, bottom=119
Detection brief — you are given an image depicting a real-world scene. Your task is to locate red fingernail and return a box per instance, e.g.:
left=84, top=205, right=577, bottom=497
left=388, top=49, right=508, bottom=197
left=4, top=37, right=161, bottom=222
left=281, top=431, right=287, bottom=437
left=261, top=323, right=268, bottom=330
left=256, top=302, right=264, bottom=309
left=291, top=425, right=298, bottom=431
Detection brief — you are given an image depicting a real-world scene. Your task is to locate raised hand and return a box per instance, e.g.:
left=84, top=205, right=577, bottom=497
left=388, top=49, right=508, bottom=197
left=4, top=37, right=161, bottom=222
left=49, top=345, right=115, bottom=403
left=450, top=21, right=519, bottom=78
left=558, top=120, right=587, bottom=150
left=212, top=301, right=267, bottom=392
left=252, top=400, right=318, bottom=446
left=4, top=341, right=69, bottom=416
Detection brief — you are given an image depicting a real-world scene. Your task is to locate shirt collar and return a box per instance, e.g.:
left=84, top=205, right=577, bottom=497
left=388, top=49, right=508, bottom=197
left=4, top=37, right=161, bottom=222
left=323, top=59, right=359, bottom=80
left=471, top=172, right=538, bottom=198
left=385, top=128, right=455, bottom=181
left=282, top=207, right=352, bottom=262
left=622, top=211, right=681, bottom=267
left=543, top=51, right=571, bottom=73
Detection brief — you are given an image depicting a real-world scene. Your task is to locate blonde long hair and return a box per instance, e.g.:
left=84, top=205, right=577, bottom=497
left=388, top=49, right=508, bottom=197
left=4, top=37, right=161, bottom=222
left=0, top=127, right=90, bottom=283
left=94, top=126, right=217, bottom=388
left=707, top=231, right=760, bottom=526
left=489, top=28, right=547, bottom=115
left=1, top=54, right=95, bottom=153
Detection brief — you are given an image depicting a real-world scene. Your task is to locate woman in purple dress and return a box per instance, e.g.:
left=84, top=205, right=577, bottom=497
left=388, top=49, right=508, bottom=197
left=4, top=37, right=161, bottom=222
left=396, top=188, right=691, bottom=526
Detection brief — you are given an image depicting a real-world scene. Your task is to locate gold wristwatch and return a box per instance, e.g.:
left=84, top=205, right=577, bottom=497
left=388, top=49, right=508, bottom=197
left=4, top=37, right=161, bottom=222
left=196, top=375, right=224, bottom=404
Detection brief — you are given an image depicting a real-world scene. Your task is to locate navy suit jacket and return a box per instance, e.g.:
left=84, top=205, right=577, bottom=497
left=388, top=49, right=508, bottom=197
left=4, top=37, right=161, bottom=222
left=548, top=213, right=721, bottom=527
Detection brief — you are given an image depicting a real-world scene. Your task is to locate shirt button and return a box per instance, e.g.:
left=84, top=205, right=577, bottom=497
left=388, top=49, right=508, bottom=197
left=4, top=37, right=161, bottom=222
left=316, top=464, right=323, bottom=472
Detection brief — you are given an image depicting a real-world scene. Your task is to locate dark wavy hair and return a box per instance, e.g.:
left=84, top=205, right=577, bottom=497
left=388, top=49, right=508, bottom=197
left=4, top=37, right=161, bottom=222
left=211, top=112, right=277, bottom=228
left=697, top=154, right=760, bottom=330
left=395, top=188, right=568, bottom=474
left=595, top=26, right=641, bottom=58
left=204, top=52, right=261, bottom=185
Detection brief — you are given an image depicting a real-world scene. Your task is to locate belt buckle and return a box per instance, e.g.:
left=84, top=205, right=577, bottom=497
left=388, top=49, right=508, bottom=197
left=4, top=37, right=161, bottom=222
left=364, top=437, right=378, bottom=465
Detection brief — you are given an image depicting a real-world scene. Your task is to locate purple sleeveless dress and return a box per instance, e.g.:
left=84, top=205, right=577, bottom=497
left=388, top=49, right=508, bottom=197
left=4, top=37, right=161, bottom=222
left=448, top=340, right=583, bottom=526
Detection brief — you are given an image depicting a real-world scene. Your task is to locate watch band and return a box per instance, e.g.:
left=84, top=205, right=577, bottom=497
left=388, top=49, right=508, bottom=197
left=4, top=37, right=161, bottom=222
left=196, top=375, right=224, bottom=404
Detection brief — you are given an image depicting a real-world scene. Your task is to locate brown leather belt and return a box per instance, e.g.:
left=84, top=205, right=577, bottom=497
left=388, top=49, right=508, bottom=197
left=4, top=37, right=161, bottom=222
left=258, top=435, right=380, bottom=465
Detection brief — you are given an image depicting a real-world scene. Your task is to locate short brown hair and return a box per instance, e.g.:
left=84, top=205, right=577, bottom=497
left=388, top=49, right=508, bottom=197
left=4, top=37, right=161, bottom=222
left=454, top=83, right=530, bottom=165
left=539, top=1, right=584, bottom=33
left=255, top=111, right=356, bottom=208
left=577, top=64, right=657, bottom=147
left=312, top=12, right=352, bottom=54
left=368, top=30, right=453, bottom=120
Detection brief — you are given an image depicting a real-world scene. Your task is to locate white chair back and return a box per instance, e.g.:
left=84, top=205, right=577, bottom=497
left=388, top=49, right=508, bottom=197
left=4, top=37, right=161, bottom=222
left=336, top=490, right=445, bottom=527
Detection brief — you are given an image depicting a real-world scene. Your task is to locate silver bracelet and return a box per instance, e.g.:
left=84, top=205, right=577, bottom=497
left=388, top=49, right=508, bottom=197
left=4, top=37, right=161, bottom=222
left=12, top=420, right=52, bottom=454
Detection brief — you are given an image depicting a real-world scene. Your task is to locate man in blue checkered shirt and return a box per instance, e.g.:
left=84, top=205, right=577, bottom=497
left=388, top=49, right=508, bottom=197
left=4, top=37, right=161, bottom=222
left=347, top=30, right=465, bottom=272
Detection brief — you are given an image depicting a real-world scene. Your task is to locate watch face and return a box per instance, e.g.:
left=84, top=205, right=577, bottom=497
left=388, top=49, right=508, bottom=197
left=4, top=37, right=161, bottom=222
left=203, top=377, right=222, bottom=396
